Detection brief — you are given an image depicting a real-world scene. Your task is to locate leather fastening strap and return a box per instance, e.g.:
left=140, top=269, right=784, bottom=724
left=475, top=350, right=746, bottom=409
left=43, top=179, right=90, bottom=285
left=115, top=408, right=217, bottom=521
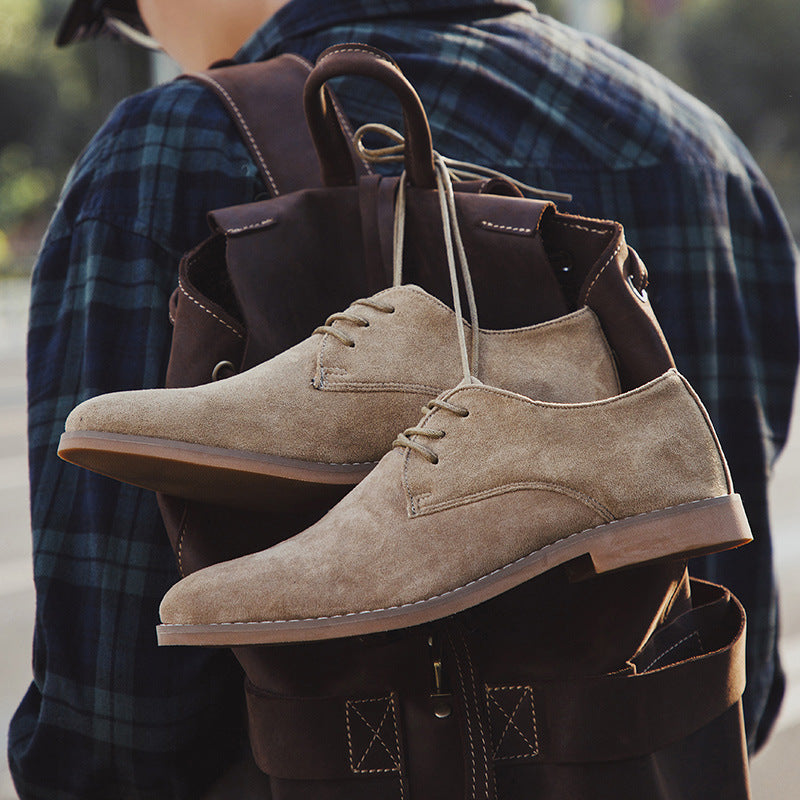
left=527, top=581, right=746, bottom=764
left=245, top=686, right=395, bottom=781
left=244, top=580, right=745, bottom=780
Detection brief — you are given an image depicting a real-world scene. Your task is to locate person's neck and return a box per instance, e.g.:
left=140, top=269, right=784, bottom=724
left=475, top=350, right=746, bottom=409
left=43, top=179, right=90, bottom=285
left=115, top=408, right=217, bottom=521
left=264, top=0, right=292, bottom=15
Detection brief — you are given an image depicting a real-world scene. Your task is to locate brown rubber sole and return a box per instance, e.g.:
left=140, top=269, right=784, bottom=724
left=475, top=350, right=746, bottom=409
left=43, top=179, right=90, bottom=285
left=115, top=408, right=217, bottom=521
left=156, top=493, right=752, bottom=646
left=58, top=430, right=376, bottom=511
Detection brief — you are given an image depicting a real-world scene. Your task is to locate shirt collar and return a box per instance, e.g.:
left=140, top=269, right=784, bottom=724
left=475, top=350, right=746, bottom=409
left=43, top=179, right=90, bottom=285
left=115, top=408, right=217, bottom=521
left=235, top=0, right=537, bottom=63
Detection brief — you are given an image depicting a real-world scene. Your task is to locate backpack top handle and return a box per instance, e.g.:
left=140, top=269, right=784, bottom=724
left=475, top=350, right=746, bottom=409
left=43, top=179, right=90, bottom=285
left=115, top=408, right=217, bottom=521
left=304, top=43, right=437, bottom=189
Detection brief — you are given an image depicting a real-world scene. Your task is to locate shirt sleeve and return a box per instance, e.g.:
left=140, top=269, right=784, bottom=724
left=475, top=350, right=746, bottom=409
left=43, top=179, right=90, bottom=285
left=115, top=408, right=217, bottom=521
left=11, top=79, right=265, bottom=798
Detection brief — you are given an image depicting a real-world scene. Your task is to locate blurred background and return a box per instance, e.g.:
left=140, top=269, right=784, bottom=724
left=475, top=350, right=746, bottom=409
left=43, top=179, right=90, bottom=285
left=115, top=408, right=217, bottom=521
left=0, top=0, right=798, bottom=797
left=0, top=0, right=797, bottom=279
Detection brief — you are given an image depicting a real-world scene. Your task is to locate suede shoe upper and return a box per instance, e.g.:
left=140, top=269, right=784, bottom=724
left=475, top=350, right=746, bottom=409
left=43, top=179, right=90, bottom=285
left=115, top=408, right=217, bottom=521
left=157, top=369, right=751, bottom=644
left=64, top=285, right=620, bottom=467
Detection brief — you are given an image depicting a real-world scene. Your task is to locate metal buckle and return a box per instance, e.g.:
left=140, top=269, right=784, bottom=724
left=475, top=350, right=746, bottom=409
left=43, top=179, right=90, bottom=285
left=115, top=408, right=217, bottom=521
left=627, top=272, right=648, bottom=302
left=428, top=634, right=453, bottom=719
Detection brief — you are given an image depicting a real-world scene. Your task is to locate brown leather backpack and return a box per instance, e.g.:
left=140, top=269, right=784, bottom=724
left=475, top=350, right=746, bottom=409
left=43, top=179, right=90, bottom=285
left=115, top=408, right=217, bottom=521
left=161, top=45, right=751, bottom=799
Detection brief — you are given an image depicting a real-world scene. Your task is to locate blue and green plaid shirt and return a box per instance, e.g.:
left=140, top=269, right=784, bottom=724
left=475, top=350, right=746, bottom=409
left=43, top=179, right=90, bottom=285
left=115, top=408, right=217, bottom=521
left=11, top=1, right=798, bottom=797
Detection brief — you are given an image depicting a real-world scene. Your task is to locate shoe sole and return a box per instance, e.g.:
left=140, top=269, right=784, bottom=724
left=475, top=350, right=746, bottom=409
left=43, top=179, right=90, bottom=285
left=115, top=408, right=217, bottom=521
left=156, top=493, right=752, bottom=646
left=58, top=431, right=376, bottom=510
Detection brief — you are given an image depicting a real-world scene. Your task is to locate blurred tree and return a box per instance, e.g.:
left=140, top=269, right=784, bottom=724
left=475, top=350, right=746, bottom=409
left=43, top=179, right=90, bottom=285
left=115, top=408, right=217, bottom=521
left=2, top=0, right=797, bottom=276
left=620, top=0, right=799, bottom=236
left=539, top=0, right=799, bottom=238
left=0, top=0, right=149, bottom=275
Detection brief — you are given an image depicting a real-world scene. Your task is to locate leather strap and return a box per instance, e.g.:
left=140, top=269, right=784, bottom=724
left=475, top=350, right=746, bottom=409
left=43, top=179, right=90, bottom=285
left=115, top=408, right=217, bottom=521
left=304, top=43, right=437, bottom=188
left=186, top=54, right=367, bottom=197
left=245, top=580, right=745, bottom=780
left=530, top=581, right=745, bottom=764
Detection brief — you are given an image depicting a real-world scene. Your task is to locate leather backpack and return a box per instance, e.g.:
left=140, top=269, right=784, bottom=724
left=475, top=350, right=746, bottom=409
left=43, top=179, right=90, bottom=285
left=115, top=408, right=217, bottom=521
left=161, top=44, right=752, bottom=799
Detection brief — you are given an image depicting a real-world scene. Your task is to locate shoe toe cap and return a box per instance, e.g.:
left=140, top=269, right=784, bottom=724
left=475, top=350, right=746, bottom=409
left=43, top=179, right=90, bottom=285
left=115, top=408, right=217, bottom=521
left=64, top=389, right=166, bottom=435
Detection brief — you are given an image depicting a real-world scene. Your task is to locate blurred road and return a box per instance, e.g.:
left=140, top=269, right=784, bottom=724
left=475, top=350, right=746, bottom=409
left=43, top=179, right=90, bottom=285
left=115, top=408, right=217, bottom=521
left=0, top=279, right=34, bottom=800
left=0, top=276, right=798, bottom=797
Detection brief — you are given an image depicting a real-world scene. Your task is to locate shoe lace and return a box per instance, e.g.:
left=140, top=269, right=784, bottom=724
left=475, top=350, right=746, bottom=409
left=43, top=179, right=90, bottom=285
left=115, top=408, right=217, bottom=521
left=392, top=398, right=470, bottom=463
left=356, top=123, right=482, bottom=384
left=312, top=297, right=396, bottom=347
left=357, top=123, right=529, bottom=462
left=317, top=124, right=552, bottom=463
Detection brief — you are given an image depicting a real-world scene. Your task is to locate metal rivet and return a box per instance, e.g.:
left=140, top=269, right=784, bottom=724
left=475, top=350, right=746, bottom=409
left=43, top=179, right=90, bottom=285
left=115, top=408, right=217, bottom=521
left=434, top=702, right=452, bottom=719
left=626, top=273, right=648, bottom=302
left=211, top=360, right=235, bottom=381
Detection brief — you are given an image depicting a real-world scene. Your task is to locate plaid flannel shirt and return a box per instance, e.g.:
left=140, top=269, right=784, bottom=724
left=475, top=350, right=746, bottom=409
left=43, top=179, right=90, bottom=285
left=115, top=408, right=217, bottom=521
left=10, top=0, right=798, bottom=796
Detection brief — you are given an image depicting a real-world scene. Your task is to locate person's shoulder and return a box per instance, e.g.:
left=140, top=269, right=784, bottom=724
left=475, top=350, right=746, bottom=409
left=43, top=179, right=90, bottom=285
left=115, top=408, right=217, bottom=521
left=82, top=77, right=238, bottom=174
left=601, top=42, right=752, bottom=176
left=507, top=13, right=757, bottom=177
left=56, top=77, right=258, bottom=242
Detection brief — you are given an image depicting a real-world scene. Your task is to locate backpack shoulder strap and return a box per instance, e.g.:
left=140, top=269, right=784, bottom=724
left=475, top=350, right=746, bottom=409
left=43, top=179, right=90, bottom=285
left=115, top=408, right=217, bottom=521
left=186, top=54, right=364, bottom=196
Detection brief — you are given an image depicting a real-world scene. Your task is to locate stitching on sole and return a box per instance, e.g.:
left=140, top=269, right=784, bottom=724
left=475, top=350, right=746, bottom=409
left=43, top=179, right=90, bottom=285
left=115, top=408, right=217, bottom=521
left=160, top=496, right=738, bottom=628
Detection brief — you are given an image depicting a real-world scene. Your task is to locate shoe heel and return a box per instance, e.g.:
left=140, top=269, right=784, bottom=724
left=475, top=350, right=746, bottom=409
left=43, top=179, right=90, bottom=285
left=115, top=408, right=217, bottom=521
left=586, top=494, right=752, bottom=576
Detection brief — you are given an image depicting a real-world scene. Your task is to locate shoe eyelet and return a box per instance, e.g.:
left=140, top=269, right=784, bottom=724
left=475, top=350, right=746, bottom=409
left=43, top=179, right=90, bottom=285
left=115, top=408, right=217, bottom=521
left=348, top=342, right=356, bottom=348
left=431, top=455, right=439, bottom=465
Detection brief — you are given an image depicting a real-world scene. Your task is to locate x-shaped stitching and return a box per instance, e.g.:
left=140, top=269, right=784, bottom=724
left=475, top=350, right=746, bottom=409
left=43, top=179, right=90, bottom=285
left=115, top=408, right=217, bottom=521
left=487, top=687, right=538, bottom=757
left=349, top=699, right=400, bottom=771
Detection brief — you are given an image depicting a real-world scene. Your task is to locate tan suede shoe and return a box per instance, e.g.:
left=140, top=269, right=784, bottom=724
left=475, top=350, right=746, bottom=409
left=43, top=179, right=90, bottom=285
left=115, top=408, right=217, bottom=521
left=156, top=368, right=752, bottom=646
left=58, top=285, right=619, bottom=509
